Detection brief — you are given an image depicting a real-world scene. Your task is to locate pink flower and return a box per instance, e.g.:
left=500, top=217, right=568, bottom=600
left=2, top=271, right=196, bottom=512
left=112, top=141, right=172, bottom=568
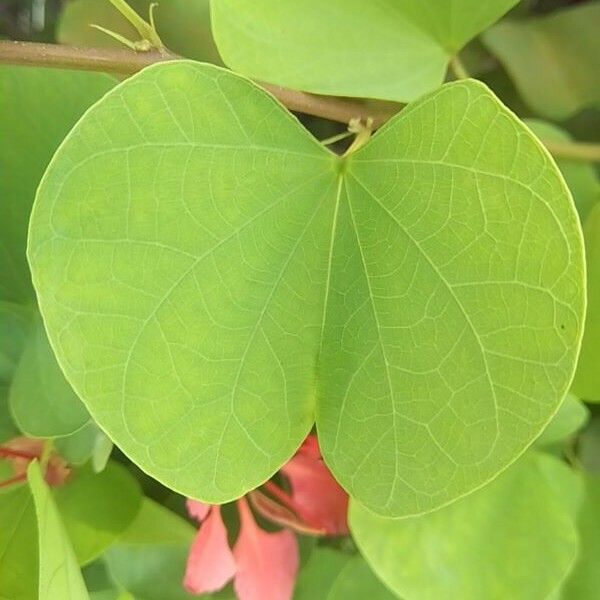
left=184, top=434, right=349, bottom=600
left=184, top=498, right=298, bottom=600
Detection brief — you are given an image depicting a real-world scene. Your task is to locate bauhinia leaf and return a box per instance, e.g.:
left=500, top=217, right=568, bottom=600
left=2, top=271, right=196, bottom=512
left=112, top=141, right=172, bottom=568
left=350, top=452, right=582, bottom=600
left=29, top=62, right=585, bottom=516
left=482, top=3, right=600, bottom=119
left=534, top=393, right=589, bottom=448
left=211, top=0, right=518, bottom=102
left=9, top=316, right=90, bottom=438
left=27, top=461, right=89, bottom=600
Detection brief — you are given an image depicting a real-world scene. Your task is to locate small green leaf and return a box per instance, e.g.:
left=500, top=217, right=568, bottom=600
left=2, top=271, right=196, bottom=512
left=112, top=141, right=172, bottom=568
left=483, top=3, right=600, bottom=119
left=350, top=452, right=581, bottom=600
left=58, top=0, right=222, bottom=64
left=0, top=486, right=38, bottom=600
left=0, top=66, right=115, bottom=305
left=27, top=460, right=90, bottom=600
left=55, top=421, right=104, bottom=466
left=572, top=204, right=600, bottom=402
left=211, top=0, right=518, bottom=102
left=10, top=316, right=90, bottom=438
left=535, top=393, right=589, bottom=448
left=525, top=120, right=599, bottom=224
left=54, top=461, right=142, bottom=565
left=91, top=432, right=113, bottom=473
left=29, top=62, right=585, bottom=516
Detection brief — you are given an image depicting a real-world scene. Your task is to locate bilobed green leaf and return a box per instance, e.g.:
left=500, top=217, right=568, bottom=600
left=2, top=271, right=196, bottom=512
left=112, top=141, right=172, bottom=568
left=0, top=486, right=37, bottom=600
left=58, top=0, right=221, bottom=64
left=211, top=0, right=518, bottom=102
left=53, top=461, right=142, bottom=565
left=0, top=66, right=115, bottom=305
left=29, top=62, right=585, bottom=516
left=10, top=316, right=90, bottom=437
left=350, top=453, right=581, bottom=600
left=572, top=203, right=600, bottom=402
left=525, top=120, right=599, bottom=224
left=483, top=3, right=600, bottom=119
left=27, top=461, right=89, bottom=600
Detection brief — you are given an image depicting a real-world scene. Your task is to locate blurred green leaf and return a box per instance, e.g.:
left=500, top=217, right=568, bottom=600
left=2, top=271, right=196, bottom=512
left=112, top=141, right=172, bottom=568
left=535, top=393, right=589, bottom=448
left=103, top=498, right=201, bottom=600
left=0, top=66, right=115, bottom=305
left=0, top=485, right=38, bottom=600
left=483, top=3, right=600, bottom=119
left=294, top=547, right=352, bottom=600
left=560, top=476, right=600, bottom=599
left=27, top=460, right=89, bottom=599
left=54, top=461, right=142, bottom=565
left=0, top=301, right=32, bottom=383
left=328, top=555, right=398, bottom=600
left=211, top=0, right=518, bottom=102
left=10, top=316, right=90, bottom=438
left=55, top=421, right=105, bottom=466
left=572, top=204, right=600, bottom=402
left=350, top=452, right=581, bottom=600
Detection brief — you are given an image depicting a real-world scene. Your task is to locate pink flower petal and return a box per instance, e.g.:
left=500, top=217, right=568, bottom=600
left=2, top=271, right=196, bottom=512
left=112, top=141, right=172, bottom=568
left=233, top=497, right=299, bottom=600
left=184, top=505, right=236, bottom=595
left=186, top=499, right=211, bottom=522
left=280, top=436, right=349, bottom=535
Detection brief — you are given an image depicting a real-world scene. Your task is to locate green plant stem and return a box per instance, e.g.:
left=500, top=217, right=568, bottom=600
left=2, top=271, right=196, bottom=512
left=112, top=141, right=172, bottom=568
left=542, top=138, right=600, bottom=163
left=449, top=54, right=469, bottom=79
left=0, top=41, right=397, bottom=127
left=0, top=41, right=599, bottom=163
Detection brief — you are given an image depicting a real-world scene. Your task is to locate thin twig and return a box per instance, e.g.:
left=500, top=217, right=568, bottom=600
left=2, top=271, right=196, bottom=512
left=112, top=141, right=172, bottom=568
left=1, top=40, right=599, bottom=162
left=0, top=40, right=397, bottom=127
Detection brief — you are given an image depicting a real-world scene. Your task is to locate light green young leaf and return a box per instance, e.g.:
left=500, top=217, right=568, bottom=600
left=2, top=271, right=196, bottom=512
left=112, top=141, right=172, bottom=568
left=29, top=62, right=585, bottom=516
left=350, top=453, right=581, bottom=600
left=560, top=476, right=600, bottom=599
left=27, top=461, right=90, bottom=600
left=58, top=0, right=221, bottom=64
left=10, top=316, right=90, bottom=437
left=54, top=461, right=142, bottom=565
left=534, top=393, right=589, bottom=448
left=483, top=3, right=600, bottom=119
left=55, top=421, right=104, bottom=466
left=525, top=120, right=599, bottom=224
left=211, top=0, right=518, bottom=102
left=0, top=66, right=115, bottom=305
left=571, top=204, right=600, bottom=402
left=0, top=486, right=38, bottom=600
